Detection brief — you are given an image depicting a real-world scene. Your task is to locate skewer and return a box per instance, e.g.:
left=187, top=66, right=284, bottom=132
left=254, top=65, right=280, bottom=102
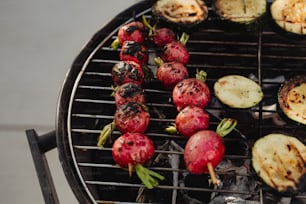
left=208, top=162, right=218, bottom=185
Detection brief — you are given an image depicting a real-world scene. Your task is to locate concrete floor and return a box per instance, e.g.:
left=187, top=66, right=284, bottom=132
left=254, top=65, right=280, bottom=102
left=0, top=1, right=138, bottom=203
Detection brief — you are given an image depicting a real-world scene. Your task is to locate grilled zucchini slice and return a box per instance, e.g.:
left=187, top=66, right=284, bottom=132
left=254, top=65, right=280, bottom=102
left=214, top=75, right=263, bottom=108
left=214, top=0, right=266, bottom=24
left=278, top=75, right=306, bottom=125
left=152, top=0, right=208, bottom=28
left=252, top=133, right=306, bottom=192
left=271, top=0, right=306, bottom=35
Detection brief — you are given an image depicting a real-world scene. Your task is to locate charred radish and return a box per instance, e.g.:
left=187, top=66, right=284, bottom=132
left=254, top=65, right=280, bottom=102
left=172, top=71, right=210, bottom=112
left=111, top=61, right=144, bottom=86
left=97, top=102, right=150, bottom=147
left=120, top=41, right=148, bottom=65
left=114, top=82, right=146, bottom=108
left=114, top=102, right=150, bottom=134
left=112, top=132, right=164, bottom=189
left=161, top=32, right=190, bottom=65
left=156, top=59, right=189, bottom=90
left=111, top=21, right=145, bottom=50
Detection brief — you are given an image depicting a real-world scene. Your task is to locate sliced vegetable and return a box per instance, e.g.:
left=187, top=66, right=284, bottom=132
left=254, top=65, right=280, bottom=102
left=214, top=0, right=266, bottom=24
left=278, top=75, right=306, bottom=125
left=214, top=75, right=263, bottom=109
left=152, top=0, right=208, bottom=28
left=252, top=133, right=306, bottom=192
left=271, top=0, right=306, bottom=35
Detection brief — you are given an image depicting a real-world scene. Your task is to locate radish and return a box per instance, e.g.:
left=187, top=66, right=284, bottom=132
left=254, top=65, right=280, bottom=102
left=184, top=118, right=237, bottom=185
left=142, top=15, right=177, bottom=47
left=120, top=41, right=148, bottom=65
left=156, top=59, right=189, bottom=90
left=174, top=105, right=210, bottom=138
left=97, top=102, right=149, bottom=147
left=153, top=27, right=177, bottom=47
left=111, top=21, right=145, bottom=50
left=161, top=32, right=190, bottom=65
left=172, top=71, right=210, bottom=112
left=112, top=132, right=165, bottom=189
left=114, top=102, right=150, bottom=134
left=114, top=82, right=145, bottom=108
left=111, top=61, right=144, bottom=86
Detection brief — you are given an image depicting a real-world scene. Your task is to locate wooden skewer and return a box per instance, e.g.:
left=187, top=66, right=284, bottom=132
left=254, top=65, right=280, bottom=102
left=128, top=163, right=133, bottom=177
left=207, top=162, right=218, bottom=185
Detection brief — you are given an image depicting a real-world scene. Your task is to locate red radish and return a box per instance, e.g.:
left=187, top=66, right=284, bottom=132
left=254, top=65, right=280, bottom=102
left=172, top=75, right=210, bottom=112
left=156, top=61, right=189, bottom=90
left=112, top=132, right=164, bottom=189
left=142, top=15, right=177, bottom=47
left=120, top=41, right=148, bottom=65
left=153, top=28, right=177, bottom=47
left=114, top=82, right=145, bottom=108
left=111, top=21, right=145, bottom=50
left=114, top=102, right=150, bottom=134
left=161, top=33, right=190, bottom=65
left=97, top=102, right=149, bottom=147
left=111, top=61, right=144, bottom=86
left=184, top=118, right=237, bottom=184
left=175, top=105, right=210, bottom=138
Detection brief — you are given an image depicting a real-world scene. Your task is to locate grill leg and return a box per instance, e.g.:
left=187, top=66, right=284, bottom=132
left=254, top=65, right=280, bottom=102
left=26, top=129, right=60, bottom=204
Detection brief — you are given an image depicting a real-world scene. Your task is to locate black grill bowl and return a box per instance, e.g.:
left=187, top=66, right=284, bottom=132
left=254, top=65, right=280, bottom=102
left=56, top=1, right=306, bottom=203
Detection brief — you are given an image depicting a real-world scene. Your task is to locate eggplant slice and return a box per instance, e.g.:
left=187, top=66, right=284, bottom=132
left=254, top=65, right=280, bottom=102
left=252, top=133, right=306, bottom=193
left=214, top=0, right=266, bottom=24
left=152, top=0, right=208, bottom=28
left=278, top=75, right=306, bottom=125
left=214, top=75, right=263, bottom=109
left=271, top=0, right=306, bottom=35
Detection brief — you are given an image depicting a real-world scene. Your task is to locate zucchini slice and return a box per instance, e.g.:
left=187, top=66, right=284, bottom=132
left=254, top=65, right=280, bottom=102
left=214, top=0, right=267, bottom=24
left=271, top=0, right=306, bottom=35
left=278, top=75, right=306, bottom=125
left=152, top=0, right=208, bottom=28
left=252, top=133, right=306, bottom=192
left=214, top=75, right=263, bottom=108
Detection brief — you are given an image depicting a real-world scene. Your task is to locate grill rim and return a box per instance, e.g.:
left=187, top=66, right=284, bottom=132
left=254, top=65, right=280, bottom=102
left=55, top=0, right=306, bottom=203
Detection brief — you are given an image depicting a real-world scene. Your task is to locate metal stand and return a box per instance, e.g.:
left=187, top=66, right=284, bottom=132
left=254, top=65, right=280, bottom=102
left=26, top=129, right=60, bottom=204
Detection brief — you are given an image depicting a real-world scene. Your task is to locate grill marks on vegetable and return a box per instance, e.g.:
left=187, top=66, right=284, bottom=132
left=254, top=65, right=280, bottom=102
left=173, top=78, right=210, bottom=111
left=125, top=25, right=143, bottom=35
left=252, top=134, right=306, bottom=192
left=120, top=41, right=148, bottom=65
left=114, top=102, right=150, bottom=134
left=111, top=61, right=144, bottom=86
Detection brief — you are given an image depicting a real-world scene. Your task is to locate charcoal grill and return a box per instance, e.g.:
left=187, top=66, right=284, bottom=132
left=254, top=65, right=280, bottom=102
left=26, top=0, right=306, bottom=203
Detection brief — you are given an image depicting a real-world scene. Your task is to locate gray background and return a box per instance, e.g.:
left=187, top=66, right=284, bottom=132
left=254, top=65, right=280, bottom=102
left=0, top=1, right=138, bottom=203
